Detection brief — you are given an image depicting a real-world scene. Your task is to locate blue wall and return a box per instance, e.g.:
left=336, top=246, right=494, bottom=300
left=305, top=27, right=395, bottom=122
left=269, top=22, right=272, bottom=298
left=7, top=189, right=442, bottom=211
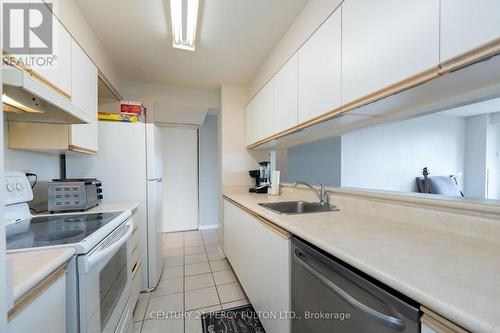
left=285, top=136, right=341, bottom=186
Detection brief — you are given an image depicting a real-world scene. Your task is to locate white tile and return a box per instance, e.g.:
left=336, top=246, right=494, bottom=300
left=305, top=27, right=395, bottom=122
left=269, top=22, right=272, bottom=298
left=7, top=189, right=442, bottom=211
left=185, top=273, right=214, bottom=291
left=204, top=244, right=219, bottom=252
left=164, top=241, right=183, bottom=250
left=163, top=248, right=183, bottom=257
left=213, top=270, right=237, bottom=285
left=146, top=293, right=183, bottom=319
left=201, top=229, right=217, bottom=236
left=185, top=262, right=211, bottom=276
left=186, top=304, right=222, bottom=315
left=185, top=253, right=208, bottom=265
left=184, top=246, right=205, bottom=255
left=185, top=305, right=222, bottom=333
left=185, top=233, right=203, bottom=240
left=184, top=230, right=201, bottom=236
left=165, top=233, right=184, bottom=241
left=164, top=256, right=183, bottom=267
left=217, top=283, right=246, bottom=304
left=221, top=299, right=250, bottom=310
left=185, top=239, right=204, bottom=247
left=152, top=277, right=183, bottom=298
left=161, top=266, right=184, bottom=280
left=184, top=287, right=220, bottom=311
left=141, top=317, right=184, bottom=333
left=201, top=235, right=218, bottom=242
left=133, top=295, right=149, bottom=322
left=209, top=259, right=231, bottom=272
left=207, top=251, right=225, bottom=261
left=203, top=237, right=219, bottom=245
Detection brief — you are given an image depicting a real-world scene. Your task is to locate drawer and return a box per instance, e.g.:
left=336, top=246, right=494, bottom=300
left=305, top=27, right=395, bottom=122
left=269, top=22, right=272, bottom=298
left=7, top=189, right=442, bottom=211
left=130, top=260, right=142, bottom=309
left=128, top=223, right=139, bottom=255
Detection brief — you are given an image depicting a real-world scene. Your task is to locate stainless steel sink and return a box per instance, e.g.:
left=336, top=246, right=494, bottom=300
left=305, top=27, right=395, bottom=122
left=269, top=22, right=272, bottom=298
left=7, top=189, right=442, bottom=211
left=258, top=201, right=338, bottom=215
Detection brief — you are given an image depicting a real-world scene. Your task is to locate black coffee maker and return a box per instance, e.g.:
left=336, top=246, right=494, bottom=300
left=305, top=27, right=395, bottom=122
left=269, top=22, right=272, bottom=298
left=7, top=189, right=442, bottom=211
left=249, top=161, right=270, bottom=193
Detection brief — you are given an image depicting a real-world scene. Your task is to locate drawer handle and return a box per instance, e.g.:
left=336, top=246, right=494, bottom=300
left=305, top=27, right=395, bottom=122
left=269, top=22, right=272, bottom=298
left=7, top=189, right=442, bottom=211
left=294, top=250, right=406, bottom=331
left=131, top=244, right=139, bottom=255
left=132, top=224, right=138, bottom=235
left=132, top=261, right=142, bottom=280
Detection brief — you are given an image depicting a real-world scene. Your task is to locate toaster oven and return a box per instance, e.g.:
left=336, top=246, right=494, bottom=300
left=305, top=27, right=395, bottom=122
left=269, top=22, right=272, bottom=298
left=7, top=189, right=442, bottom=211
left=48, top=178, right=103, bottom=213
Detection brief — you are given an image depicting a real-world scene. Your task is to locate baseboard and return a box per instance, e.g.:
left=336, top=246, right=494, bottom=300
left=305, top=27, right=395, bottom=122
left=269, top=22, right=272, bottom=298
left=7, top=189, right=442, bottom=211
left=198, top=224, right=218, bottom=230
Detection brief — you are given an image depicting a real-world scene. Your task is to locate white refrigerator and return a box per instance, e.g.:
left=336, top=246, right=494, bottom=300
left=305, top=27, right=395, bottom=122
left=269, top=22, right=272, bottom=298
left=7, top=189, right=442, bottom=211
left=66, top=121, right=164, bottom=291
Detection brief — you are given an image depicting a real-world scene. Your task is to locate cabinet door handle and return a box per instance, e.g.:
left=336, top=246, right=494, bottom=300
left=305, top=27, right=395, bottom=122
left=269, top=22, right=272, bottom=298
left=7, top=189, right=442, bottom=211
left=294, top=250, right=406, bottom=331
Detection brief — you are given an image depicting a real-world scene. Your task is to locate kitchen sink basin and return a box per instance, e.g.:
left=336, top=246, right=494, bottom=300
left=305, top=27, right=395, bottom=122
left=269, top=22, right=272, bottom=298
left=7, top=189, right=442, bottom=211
left=258, top=201, right=338, bottom=215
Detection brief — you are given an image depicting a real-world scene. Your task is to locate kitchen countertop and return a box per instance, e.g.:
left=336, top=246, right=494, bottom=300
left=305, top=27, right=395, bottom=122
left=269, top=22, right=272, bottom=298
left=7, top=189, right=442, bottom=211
left=223, top=186, right=500, bottom=333
left=7, top=248, right=75, bottom=302
left=86, top=202, right=140, bottom=214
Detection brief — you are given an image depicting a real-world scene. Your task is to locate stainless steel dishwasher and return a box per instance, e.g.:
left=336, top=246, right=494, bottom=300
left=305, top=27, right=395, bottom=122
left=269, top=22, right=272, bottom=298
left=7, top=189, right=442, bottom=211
left=292, top=237, right=421, bottom=333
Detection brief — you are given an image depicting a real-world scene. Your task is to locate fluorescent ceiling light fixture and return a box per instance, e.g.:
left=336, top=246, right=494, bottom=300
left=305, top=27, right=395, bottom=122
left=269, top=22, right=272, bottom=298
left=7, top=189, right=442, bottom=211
left=170, top=0, right=199, bottom=51
left=2, top=93, right=44, bottom=114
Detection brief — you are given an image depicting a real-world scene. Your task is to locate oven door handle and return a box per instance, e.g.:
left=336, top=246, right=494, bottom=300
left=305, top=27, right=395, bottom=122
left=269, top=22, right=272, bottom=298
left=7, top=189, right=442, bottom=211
left=87, top=220, right=133, bottom=270
left=294, top=250, right=406, bottom=331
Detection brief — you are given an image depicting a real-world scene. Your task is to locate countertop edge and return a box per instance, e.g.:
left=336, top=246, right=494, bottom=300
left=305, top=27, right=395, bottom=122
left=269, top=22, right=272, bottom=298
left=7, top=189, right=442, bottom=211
left=222, top=191, right=498, bottom=333
left=9, top=248, right=75, bottom=302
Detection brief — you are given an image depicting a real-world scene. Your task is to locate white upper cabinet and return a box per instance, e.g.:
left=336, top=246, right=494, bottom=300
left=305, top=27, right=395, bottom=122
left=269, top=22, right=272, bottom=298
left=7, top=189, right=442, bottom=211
left=30, top=12, right=72, bottom=98
left=274, top=54, right=298, bottom=134
left=440, top=0, right=500, bottom=62
left=245, top=80, right=274, bottom=145
left=298, top=8, right=342, bottom=123
left=70, top=40, right=98, bottom=152
left=342, top=0, right=440, bottom=105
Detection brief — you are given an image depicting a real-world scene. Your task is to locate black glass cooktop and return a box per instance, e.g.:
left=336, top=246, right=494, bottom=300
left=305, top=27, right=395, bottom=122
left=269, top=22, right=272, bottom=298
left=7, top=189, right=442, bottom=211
left=6, top=212, right=122, bottom=251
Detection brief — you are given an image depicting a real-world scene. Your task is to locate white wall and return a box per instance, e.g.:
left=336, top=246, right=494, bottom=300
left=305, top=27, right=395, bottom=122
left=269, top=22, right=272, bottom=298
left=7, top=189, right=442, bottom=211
left=123, top=81, right=219, bottom=122
left=0, top=15, right=7, bottom=328
left=220, top=84, right=268, bottom=187
left=199, top=115, right=219, bottom=228
left=341, top=114, right=466, bottom=192
left=248, top=0, right=343, bottom=101
left=464, top=114, right=489, bottom=198
left=3, top=122, right=60, bottom=212
left=486, top=114, right=500, bottom=199
left=50, top=0, right=124, bottom=95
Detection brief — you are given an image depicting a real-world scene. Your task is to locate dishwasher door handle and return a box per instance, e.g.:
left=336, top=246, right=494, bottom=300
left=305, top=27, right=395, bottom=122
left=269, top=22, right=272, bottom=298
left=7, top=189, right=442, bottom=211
left=294, top=250, right=406, bottom=331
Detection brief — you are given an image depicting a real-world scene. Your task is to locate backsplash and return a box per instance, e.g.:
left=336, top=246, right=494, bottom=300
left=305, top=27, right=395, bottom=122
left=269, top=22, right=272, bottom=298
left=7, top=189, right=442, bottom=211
left=4, top=121, right=60, bottom=212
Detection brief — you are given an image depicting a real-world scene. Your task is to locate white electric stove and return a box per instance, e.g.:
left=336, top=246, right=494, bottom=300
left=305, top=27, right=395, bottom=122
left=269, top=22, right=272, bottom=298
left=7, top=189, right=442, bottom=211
left=4, top=171, right=135, bottom=333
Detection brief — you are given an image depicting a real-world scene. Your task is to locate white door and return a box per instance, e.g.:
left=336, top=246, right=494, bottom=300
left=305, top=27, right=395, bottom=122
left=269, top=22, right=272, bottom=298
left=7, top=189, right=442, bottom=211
left=160, top=126, right=198, bottom=232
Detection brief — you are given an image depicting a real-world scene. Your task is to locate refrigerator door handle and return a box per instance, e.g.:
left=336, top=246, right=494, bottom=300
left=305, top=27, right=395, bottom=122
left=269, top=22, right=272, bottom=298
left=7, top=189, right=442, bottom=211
left=147, top=178, right=162, bottom=182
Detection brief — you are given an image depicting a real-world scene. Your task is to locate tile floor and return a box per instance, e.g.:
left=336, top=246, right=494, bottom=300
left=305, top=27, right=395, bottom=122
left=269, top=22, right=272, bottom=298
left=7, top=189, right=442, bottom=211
left=132, top=229, right=250, bottom=333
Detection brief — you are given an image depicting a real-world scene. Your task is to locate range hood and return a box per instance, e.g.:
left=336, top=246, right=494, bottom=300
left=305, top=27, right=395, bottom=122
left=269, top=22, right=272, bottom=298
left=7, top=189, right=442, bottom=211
left=2, top=66, right=92, bottom=124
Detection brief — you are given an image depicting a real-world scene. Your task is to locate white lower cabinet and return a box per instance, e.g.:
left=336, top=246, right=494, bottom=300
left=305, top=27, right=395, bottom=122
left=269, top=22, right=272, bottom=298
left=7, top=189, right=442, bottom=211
left=223, top=199, right=291, bottom=333
left=8, top=272, right=67, bottom=333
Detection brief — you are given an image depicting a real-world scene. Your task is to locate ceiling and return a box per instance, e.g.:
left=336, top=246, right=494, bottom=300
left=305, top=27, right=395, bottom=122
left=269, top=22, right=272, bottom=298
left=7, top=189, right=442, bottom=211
left=75, top=0, right=308, bottom=89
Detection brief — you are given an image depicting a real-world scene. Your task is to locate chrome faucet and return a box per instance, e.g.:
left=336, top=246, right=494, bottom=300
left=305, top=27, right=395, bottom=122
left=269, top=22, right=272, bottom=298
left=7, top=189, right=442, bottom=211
left=293, top=181, right=329, bottom=206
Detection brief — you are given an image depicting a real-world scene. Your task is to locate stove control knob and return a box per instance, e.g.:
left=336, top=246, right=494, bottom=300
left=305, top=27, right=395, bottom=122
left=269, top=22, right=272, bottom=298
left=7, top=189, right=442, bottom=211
left=16, top=183, right=24, bottom=191
left=6, top=183, right=14, bottom=192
